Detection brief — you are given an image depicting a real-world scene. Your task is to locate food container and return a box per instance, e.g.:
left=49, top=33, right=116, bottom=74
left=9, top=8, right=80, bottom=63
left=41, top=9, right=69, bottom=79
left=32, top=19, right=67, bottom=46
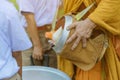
left=22, top=66, right=71, bottom=80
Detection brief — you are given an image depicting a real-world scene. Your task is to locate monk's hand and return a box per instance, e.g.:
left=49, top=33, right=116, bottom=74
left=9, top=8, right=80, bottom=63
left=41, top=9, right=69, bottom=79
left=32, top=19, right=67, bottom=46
left=66, top=18, right=96, bottom=50
left=32, top=45, right=43, bottom=60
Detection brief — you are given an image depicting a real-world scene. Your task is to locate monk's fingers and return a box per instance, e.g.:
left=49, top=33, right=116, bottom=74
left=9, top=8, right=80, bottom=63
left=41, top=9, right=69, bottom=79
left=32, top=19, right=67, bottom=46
left=86, top=34, right=91, bottom=38
left=86, top=29, right=92, bottom=38
left=66, top=32, right=77, bottom=44
left=82, top=37, right=87, bottom=48
left=67, top=22, right=78, bottom=30
left=71, top=37, right=81, bottom=50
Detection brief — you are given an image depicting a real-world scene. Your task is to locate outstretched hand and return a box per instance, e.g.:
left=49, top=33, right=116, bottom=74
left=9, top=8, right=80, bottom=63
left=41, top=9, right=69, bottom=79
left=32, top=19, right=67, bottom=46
left=66, top=18, right=96, bottom=50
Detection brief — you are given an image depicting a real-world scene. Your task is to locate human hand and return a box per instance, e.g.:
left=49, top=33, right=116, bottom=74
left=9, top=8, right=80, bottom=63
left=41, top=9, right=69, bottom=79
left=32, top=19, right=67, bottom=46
left=66, top=18, right=96, bottom=50
left=32, top=45, right=43, bottom=60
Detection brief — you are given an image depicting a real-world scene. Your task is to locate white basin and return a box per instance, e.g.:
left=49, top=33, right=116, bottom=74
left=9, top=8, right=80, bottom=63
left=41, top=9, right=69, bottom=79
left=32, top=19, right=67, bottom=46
left=22, top=66, right=71, bottom=80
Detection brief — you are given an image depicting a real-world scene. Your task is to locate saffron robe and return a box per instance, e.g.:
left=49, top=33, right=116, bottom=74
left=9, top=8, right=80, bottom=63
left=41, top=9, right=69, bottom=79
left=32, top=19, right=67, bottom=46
left=58, top=0, right=120, bottom=80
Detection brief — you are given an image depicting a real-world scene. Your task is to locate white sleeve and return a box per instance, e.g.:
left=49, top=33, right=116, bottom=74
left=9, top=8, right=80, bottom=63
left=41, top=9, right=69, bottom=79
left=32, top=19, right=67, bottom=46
left=8, top=15, right=32, bottom=51
left=0, top=1, right=32, bottom=51
left=0, top=14, right=11, bottom=70
left=17, top=0, right=34, bottom=13
left=0, top=34, right=11, bottom=70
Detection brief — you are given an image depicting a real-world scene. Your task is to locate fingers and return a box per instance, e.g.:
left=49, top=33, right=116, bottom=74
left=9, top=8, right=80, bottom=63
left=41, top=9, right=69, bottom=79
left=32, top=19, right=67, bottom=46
left=66, top=32, right=77, bottom=44
left=32, top=52, right=43, bottom=60
left=33, top=55, right=43, bottom=60
left=32, top=47, right=43, bottom=60
left=67, top=22, right=78, bottom=30
left=71, top=37, right=87, bottom=50
left=82, top=37, right=87, bottom=48
left=86, top=29, right=92, bottom=38
left=71, top=37, right=81, bottom=50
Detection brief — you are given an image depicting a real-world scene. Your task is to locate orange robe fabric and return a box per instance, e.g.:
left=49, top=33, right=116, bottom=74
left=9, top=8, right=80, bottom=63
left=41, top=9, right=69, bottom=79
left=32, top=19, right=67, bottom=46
left=58, top=0, right=120, bottom=80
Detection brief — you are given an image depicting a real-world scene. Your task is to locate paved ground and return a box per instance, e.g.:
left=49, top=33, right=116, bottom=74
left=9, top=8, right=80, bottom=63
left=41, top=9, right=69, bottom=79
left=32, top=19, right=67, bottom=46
left=22, top=48, right=33, bottom=66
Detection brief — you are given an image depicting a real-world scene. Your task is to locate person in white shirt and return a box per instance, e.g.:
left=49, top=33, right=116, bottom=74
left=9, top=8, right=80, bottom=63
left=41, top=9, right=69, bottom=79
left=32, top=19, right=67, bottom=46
left=0, top=0, right=32, bottom=79
left=17, top=0, right=60, bottom=64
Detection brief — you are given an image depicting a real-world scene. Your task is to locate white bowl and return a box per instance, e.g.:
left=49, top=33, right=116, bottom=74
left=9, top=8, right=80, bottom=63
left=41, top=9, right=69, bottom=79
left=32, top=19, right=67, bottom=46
left=22, top=66, right=71, bottom=80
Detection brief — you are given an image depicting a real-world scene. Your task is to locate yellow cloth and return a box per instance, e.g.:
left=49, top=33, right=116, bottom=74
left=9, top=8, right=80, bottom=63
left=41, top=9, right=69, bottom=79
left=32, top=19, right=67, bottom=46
left=75, top=62, right=102, bottom=80
left=58, top=0, right=120, bottom=80
left=57, top=56, right=74, bottom=77
left=89, top=1, right=120, bottom=79
left=63, top=0, right=83, bottom=13
left=103, top=38, right=120, bottom=80
left=89, top=0, right=120, bottom=35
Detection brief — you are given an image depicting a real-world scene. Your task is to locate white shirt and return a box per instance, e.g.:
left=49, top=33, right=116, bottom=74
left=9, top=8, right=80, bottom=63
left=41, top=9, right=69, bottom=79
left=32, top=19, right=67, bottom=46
left=18, top=0, right=60, bottom=27
left=0, top=0, right=32, bottom=79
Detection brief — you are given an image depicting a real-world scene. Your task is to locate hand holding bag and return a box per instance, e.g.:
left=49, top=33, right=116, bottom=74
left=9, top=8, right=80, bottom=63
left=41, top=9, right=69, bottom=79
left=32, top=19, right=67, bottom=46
left=60, top=28, right=108, bottom=71
left=52, top=3, right=108, bottom=71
